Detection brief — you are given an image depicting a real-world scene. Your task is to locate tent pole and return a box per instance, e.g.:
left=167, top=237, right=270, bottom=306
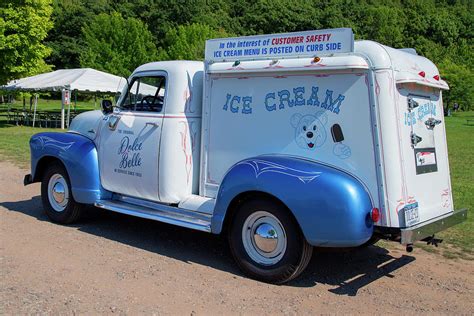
left=61, top=89, right=65, bottom=129
left=32, top=94, right=38, bottom=128
left=66, top=93, right=71, bottom=128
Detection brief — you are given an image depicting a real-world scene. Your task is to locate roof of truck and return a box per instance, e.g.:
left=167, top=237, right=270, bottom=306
left=355, top=40, right=448, bottom=89
left=133, top=60, right=203, bottom=77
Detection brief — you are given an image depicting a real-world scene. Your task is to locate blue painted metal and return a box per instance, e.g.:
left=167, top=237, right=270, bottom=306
left=212, top=155, right=374, bottom=247
left=30, top=132, right=111, bottom=204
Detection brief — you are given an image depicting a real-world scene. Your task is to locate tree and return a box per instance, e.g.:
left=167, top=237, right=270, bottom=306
left=79, top=12, right=157, bottom=77
left=439, top=60, right=473, bottom=111
left=0, top=0, right=54, bottom=84
left=158, top=23, right=227, bottom=61
left=45, top=0, right=111, bottom=69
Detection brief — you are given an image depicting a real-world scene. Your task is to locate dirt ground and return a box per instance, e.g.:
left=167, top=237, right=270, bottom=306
left=1, top=161, right=473, bottom=315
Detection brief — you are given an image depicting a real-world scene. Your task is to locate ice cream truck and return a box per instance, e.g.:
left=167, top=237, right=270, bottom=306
left=24, top=28, right=467, bottom=283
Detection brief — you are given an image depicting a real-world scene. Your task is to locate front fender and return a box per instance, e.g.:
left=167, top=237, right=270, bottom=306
left=30, top=132, right=111, bottom=204
left=212, top=155, right=374, bottom=247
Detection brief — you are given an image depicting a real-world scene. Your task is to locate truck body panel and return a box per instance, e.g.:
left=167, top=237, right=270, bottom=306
left=27, top=29, right=465, bottom=257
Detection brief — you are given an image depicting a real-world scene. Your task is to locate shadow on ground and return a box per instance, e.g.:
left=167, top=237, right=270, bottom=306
left=1, top=196, right=415, bottom=294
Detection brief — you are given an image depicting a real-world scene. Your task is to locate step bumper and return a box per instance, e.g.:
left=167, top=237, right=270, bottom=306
left=401, top=208, right=468, bottom=245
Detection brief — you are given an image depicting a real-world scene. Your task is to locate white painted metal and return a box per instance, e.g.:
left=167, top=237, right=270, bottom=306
left=201, top=70, right=378, bottom=207
left=178, top=195, right=216, bottom=215
left=69, top=110, right=104, bottom=140
left=353, top=40, right=453, bottom=227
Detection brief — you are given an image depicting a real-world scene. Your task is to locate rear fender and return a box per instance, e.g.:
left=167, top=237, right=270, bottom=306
left=212, top=155, right=374, bottom=247
left=30, top=132, right=111, bottom=204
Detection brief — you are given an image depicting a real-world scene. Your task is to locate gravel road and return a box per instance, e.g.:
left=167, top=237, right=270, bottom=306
left=1, top=161, right=473, bottom=314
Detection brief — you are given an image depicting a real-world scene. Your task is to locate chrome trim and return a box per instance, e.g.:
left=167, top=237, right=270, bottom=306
left=116, top=195, right=212, bottom=221
left=401, top=208, right=467, bottom=245
left=254, top=223, right=279, bottom=253
left=94, top=199, right=212, bottom=232
left=242, top=211, right=287, bottom=266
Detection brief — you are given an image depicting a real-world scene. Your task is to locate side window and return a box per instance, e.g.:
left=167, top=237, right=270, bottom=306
left=120, top=76, right=166, bottom=112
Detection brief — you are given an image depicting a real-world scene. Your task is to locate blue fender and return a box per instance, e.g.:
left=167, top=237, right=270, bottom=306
left=212, top=155, right=374, bottom=247
left=30, top=132, right=111, bottom=204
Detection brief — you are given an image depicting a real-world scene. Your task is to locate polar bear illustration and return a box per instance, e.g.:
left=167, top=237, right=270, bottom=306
left=290, top=112, right=351, bottom=159
left=290, top=112, right=328, bottom=150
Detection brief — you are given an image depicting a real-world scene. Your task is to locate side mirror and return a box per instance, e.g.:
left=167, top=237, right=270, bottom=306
left=100, top=99, right=113, bottom=114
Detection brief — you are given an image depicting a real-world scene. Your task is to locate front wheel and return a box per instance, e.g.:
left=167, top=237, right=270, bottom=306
left=228, top=198, right=313, bottom=284
left=41, top=162, right=84, bottom=224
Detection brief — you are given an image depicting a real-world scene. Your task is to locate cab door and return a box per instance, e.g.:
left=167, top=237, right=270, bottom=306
left=98, top=73, right=167, bottom=202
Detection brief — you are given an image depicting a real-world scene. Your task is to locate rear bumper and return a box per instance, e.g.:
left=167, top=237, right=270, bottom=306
left=400, top=208, right=468, bottom=245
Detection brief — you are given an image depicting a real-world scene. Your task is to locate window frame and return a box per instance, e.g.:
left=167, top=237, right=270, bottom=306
left=118, top=71, right=168, bottom=114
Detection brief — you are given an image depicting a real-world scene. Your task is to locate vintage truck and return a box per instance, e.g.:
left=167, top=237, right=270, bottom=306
left=25, top=28, right=467, bottom=283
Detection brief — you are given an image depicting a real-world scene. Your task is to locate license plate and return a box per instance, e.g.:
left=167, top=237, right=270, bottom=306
left=405, top=203, right=420, bottom=227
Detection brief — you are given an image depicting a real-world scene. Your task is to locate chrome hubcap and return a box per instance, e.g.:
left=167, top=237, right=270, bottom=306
left=52, top=182, right=65, bottom=204
left=47, top=174, right=69, bottom=212
left=242, top=211, right=287, bottom=266
left=254, top=223, right=278, bottom=253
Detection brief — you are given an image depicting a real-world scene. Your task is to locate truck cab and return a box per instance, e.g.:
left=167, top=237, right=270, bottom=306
left=25, top=28, right=467, bottom=284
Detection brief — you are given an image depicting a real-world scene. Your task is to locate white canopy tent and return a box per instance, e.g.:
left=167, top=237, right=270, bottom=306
left=3, top=68, right=127, bottom=129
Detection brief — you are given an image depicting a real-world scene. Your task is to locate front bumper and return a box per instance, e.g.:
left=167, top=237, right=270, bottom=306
left=401, top=208, right=467, bottom=245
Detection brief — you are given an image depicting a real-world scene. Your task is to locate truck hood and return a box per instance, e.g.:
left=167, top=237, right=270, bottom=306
left=68, top=110, right=104, bottom=141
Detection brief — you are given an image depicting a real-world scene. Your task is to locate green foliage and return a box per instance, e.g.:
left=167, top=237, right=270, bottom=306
left=439, top=60, right=474, bottom=111
left=45, top=0, right=112, bottom=69
left=158, top=24, right=227, bottom=61
left=2, top=0, right=471, bottom=108
left=79, top=12, right=157, bottom=77
left=0, top=0, right=54, bottom=85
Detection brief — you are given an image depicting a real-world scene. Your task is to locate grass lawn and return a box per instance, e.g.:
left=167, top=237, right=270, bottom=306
left=0, top=111, right=472, bottom=257
left=2, top=98, right=99, bottom=112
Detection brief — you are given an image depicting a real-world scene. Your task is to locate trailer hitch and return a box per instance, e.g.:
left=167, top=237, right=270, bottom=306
left=422, top=235, right=443, bottom=247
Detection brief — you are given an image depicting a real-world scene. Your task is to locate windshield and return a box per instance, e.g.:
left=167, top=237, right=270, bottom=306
left=119, top=76, right=166, bottom=112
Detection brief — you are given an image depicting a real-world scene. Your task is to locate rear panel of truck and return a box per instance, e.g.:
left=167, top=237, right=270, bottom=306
left=395, top=83, right=453, bottom=227
left=362, top=41, right=454, bottom=229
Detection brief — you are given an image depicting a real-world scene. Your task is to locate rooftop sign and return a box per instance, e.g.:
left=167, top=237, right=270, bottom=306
left=205, top=28, right=354, bottom=63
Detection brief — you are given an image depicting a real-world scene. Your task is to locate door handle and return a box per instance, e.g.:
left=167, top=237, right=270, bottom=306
left=146, top=122, right=159, bottom=127
left=425, top=118, right=441, bottom=130
left=108, top=115, right=120, bottom=130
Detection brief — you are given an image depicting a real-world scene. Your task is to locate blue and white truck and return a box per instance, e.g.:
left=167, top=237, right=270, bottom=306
left=24, top=28, right=467, bottom=283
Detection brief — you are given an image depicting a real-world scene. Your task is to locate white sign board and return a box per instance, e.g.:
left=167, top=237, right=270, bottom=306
left=205, top=28, right=354, bottom=62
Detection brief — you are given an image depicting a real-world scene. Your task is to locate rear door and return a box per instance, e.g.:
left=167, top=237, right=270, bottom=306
left=398, top=85, right=453, bottom=227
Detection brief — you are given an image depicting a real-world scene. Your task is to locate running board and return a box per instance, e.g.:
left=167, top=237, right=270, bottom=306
left=94, top=199, right=212, bottom=232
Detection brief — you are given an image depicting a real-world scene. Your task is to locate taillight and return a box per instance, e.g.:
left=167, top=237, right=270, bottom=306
left=371, top=208, right=380, bottom=222
left=433, top=75, right=440, bottom=81
left=418, top=71, right=426, bottom=78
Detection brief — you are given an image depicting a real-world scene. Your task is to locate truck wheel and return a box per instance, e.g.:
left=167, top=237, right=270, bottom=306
left=41, top=162, right=83, bottom=224
left=228, top=198, right=313, bottom=284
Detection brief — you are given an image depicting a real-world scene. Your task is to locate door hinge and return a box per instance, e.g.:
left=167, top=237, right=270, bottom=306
left=410, top=132, right=422, bottom=147
left=407, top=98, right=419, bottom=111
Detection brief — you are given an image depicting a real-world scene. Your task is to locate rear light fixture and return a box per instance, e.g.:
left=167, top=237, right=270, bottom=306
left=371, top=208, right=380, bottom=222
left=418, top=71, right=426, bottom=78
left=433, top=75, right=440, bottom=81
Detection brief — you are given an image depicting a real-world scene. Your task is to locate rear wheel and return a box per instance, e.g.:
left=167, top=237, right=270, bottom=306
left=228, top=198, right=313, bottom=284
left=41, top=162, right=84, bottom=224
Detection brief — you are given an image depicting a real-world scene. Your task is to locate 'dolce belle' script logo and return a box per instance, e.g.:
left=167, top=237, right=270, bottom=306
left=118, top=136, right=143, bottom=169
